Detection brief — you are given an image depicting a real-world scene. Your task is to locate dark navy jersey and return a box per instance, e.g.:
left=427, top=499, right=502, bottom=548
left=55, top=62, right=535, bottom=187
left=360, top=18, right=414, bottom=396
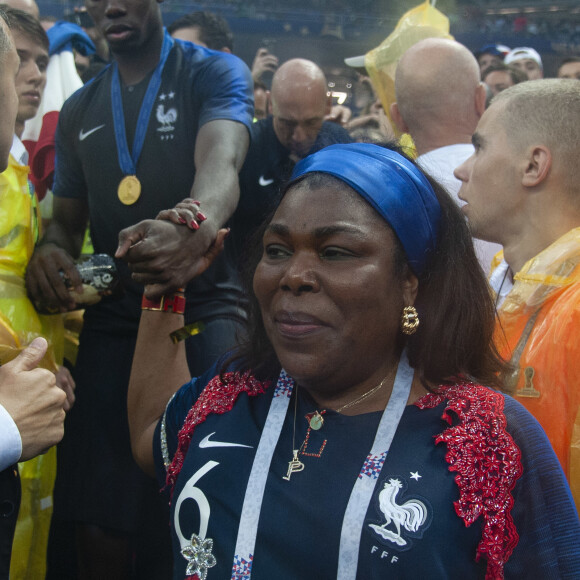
left=235, top=117, right=353, bottom=243
left=53, top=39, right=253, bottom=331
left=154, top=363, right=580, bottom=579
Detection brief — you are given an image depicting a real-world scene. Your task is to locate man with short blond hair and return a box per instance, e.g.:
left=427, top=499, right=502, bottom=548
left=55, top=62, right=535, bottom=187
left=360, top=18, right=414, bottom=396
left=454, top=79, right=580, bottom=508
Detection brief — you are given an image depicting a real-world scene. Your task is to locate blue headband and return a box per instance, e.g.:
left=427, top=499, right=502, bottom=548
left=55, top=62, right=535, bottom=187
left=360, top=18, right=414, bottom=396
left=290, top=143, right=441, bottom=276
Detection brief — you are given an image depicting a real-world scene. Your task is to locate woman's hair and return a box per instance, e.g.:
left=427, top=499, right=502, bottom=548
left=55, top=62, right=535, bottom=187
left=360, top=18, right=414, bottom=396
left=225, top=143, right=507, bottom=389
left=408, top=168, right=507, bottom=389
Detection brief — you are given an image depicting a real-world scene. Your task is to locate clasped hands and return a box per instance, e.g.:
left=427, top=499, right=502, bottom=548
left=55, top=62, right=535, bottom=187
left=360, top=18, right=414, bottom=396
left=116, top=199, right=229, bottom=299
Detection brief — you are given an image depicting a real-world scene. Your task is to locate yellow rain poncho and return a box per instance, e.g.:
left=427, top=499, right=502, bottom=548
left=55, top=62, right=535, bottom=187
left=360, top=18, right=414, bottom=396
left=0, top=153, right=64, bottom=579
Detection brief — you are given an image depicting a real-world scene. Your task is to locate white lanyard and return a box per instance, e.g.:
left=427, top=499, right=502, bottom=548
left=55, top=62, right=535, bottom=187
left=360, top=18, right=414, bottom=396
left=231, top=370, right=294, bottom=578
left=337, top=350, right=413, bottom=578
left=231, top=352, right=413, bottom=579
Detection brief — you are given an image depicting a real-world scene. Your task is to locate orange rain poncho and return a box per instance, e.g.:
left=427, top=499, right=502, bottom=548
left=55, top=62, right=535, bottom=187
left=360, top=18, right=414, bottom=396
left=492, top=228, right=580, bottom=509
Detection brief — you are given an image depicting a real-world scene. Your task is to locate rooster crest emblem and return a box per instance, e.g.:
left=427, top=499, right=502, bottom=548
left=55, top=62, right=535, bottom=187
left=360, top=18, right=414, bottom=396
left=156, top=104, right=177, bottom=132
left=369, top=478, right=428, bottom=546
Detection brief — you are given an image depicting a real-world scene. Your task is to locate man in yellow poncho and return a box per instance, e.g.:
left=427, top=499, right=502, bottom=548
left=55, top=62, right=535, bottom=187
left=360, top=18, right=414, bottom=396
left=454, top=79, right=580, bottom=509
left=0, top=6, right=74, bottom=578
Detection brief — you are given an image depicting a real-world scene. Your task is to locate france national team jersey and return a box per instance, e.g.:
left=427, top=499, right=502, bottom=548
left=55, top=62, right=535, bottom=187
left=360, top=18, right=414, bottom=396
left=154, top=361, right=580, bottom=579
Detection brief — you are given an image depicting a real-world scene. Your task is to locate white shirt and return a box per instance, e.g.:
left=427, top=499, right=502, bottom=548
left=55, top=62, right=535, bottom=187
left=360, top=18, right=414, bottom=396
left=10, top=133, right=29, bottom=166
left=488, top=258, right=513, bottom=308
left=0, top=404, right=22, bottom=471
left=418, top=144, right=503, bottom=275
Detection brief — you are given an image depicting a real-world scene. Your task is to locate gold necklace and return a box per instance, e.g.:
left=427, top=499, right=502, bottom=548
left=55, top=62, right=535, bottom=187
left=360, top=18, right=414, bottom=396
left=283, top=388, right=328, bottom=482
left=335, top=365, right=397, bottom=414
left=283, top=389, right=305, bottom=481
left=306, top=364, right=398, bottom=430
left=283, top=363, right=398, bottom=482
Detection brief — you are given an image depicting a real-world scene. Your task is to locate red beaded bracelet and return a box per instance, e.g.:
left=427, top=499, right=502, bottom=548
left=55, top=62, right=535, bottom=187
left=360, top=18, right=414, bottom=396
left=141, top=289, right=186, bottom=314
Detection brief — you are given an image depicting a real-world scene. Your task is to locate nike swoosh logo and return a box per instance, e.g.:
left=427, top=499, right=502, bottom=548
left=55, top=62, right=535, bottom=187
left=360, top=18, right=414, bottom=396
left=79, top=125, right=105, bottom=141
left=199, top=432, right=253, bottom=449
left=259, top=175, right=274, bottom=186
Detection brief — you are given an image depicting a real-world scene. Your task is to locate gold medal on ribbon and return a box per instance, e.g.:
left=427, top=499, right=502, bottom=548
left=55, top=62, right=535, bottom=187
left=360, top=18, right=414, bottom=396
left=118, top=175, right=141, bottom=205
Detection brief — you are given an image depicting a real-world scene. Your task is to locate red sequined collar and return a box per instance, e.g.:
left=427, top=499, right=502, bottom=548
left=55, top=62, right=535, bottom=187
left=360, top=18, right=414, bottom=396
left=165, top=371, right=271, bottom=495
left=415, top=383, right=523, bottom=580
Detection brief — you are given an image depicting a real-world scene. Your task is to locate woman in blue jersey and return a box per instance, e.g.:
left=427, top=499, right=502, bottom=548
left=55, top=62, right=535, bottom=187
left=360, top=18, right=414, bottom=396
left=128, top=143, right=580, bottom=579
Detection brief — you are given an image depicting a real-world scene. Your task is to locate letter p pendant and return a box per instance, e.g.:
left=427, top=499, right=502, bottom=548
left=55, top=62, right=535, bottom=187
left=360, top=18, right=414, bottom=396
left=283, top=450, right=304, bottom=481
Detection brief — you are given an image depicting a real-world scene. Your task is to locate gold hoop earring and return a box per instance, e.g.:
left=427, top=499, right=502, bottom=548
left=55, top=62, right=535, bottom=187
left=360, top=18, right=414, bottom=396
left=401, top=305, right=419, bottom=335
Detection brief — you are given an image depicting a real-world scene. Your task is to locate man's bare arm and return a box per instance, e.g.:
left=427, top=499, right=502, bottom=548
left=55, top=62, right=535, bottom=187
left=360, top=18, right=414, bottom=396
left=116, top=119, right=249, bottom=298
left=26, top=197, right=89, bottom=312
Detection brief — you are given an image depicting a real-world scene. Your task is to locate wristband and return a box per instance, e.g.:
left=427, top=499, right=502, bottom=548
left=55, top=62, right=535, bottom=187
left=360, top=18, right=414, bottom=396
left=169, top=321, right=205, bottom=344
left=141, top=289, right=186, bottom=314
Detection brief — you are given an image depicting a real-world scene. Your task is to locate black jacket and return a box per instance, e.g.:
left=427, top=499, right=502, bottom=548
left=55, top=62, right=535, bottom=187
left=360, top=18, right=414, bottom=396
left=0, top=465, right=20, bottom=578
left=235, top=116, right=353, bottom=250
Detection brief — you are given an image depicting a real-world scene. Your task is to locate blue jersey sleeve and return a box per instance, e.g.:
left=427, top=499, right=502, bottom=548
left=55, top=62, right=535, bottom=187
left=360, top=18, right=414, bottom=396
left=153, top=359, right=225, bottom=489
left=503, top=395, right=580, bottom=579
left=186, top=46, right=253, bottom=133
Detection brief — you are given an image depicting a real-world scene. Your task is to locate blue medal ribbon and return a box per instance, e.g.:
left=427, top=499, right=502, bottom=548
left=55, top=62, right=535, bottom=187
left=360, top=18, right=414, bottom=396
left=110, top=29, right=174, bottom=176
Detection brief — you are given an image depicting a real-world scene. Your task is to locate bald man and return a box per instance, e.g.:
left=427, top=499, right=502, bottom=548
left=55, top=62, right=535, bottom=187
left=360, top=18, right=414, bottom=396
left=390, top=38, right=501, bottom=273
left=236, top=58, right=352, bottom=236
left=270, top=58, right=337, bottom=160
